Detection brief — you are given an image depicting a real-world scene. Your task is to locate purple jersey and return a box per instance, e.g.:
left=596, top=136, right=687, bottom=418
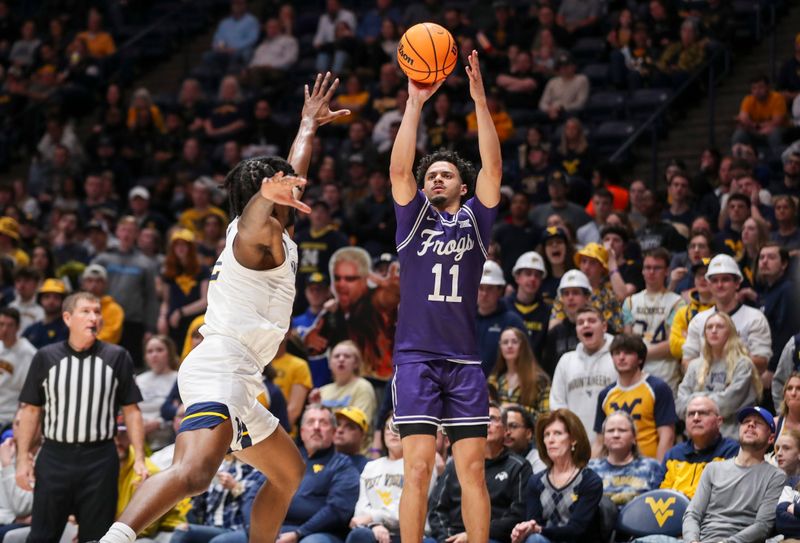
left=393, top=190, right=497, bottom=365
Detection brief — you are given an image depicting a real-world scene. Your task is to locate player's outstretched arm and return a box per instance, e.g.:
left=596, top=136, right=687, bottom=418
left=288, top=72, right=350, bottom=178
left=467, top=50, right=502, bottom=208
left=389, top=78, right=444, bottom=205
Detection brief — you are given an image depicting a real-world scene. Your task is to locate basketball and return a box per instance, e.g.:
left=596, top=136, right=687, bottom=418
left=397, top=22, right=458, bottom=85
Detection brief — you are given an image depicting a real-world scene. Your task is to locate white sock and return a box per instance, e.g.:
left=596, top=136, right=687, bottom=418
left=99, top=522, right=137, bottom=543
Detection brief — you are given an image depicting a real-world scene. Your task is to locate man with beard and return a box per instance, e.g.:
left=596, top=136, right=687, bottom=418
left=22, top=278, right=68, bottom=349
left=304, top=246, right=399, bottom=383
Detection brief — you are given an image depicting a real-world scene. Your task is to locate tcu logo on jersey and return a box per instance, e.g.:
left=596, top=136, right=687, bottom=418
left=417, top=229, right=475, bottom=262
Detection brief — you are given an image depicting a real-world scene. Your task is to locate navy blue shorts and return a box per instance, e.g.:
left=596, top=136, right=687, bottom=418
left=391, top=360, right=489, bottom=429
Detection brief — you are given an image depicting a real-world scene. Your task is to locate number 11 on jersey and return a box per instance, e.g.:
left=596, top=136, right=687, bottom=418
left=428, top=263, right=462, bottom=303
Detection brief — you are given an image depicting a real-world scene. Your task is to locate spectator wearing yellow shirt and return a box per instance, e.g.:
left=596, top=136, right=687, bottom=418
left=271, top=337, right=312, bottom=431
left=126, top=88, right=165, bottom=133
left=80, top=264, right=124, bottom=344
left=76, top=8, right=116, bottom=59
left=733, top=74, right=788, bottom=158
left=178, top=177, right=228, bottom=235
left=0, top=218, right=30, bottom=267
left=669, top=259, right=714, bottom=361
left=466, top=93, right=514, bottom=143
left=115, top=426, right=187, bottom=539
left=330, top=73, right=370, bottom=126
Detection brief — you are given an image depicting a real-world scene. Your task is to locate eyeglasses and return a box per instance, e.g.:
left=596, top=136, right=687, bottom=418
left=334, top=275, right=361, bottom=283
left=506, top=422, right=526, bottom=430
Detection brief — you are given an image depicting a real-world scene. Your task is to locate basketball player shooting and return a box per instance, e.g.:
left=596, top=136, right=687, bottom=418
left=389, top=50, right=502, bottom=543
left=97, top=73, right=349, bottom=543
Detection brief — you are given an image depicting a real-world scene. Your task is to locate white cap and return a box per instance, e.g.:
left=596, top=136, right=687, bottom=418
left=128, top=186, right=150, bottom=200
left=480, top=260, right=506, bottom=286
left=558, top=269, right=591, bottom=294
left=81, top=263, right=107, bottom=281
left=513, top=251, right=546, bottom=277
left=704, top=254, right=743, bottom=281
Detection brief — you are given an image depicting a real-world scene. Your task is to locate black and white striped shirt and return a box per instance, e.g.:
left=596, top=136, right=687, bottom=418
left=20, top=340, right=142, bottom=443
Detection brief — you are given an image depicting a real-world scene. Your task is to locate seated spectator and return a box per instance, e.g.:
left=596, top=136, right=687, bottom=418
left=541, top=270, right=589, bottom=376
left=538, top=54, right=590, bottom=122
left=427, top=403, right=532, bottom=543
left=774, top=428, right=800, bottom=479
left=313, top=0, right=358, bottom=74
left=556, top=0, right=601, bottom=41
left=503, top=405, right=548, bottom=473
left=733, top=74, right=787, bottom=159
left=346, top=411, right=417, bottom=543
left=247, top=17, right=299, bottom=85
left=8, top=267, right=42, bottom=334
left=204, top=0, right=260, bottom=72
left=654, top=19, right=707, bottom=89
left=594, top=334, right=677, bottom=461
left=0, top=411, right=35, bottom=539
left=334, top=406, right=369, bottom=472
left=80, top=264, right=124, bottom=344
left=0, top=309, right=35, bottom=428
left=588, top=411, right=664, bottom=507
left=552, top=117, right=594, bottom=183
left=496, top=50, right=541, bottom=115
left=667, top=232, right=712, bottom=294
left=659, top=393, right=739, bottom=499
left=178, top=176, right=228, bottom=234
left=114, top=424, right=186, bottom=539
left=22, top=278, right=68, bottom=349
left=775, top=372, right=800, bottom=438
left=278, top=404, right=360, bottom=542
left=149, top=404, right=184, bottom=470
left=477, top=261, right=527, bottom=376
left=530, top=173, right=591, bottom=232
left=601, top=222, right=643, bottom=298
left=611, top=22, right=658, bottom=90
left=511, top=409, right=603, bottom=543
left=76, top=8, right=116, bottom=60
left=531, top=28, right=566, bottom=79
left=640, top=407, right=784, bottom=543
left=8, top=20, right=39, bottom=69
left=271, top=337, right=312, bottom=432
left=550, top=306, right=616, bottom=441
left=635, top=188, right=686, bottom=253
left=661, top=171, right=696, bottom=231
left=136, top=335, right=178, bottom=451
left=332, top=74, right=370, bottom=126
left=668, top=258, right=714, bottom=361
left=170, top=456, right=256, bottom=543
left=466, top=93, right=514, bottom=144
left=204, top=76, right=248, bottom=145
left=489, top=327, right=550, bottom=426
left=0, top=219, right=28, bottom=269
left=577, top=188, right=613, bottom=247
left=126, top=87, right=165, bottom=134
left=309, top=340, right=378, bottom=426
left=677, top=312, right=761, bottom=439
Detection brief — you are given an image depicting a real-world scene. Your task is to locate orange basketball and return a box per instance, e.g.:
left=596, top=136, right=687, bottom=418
left=397, top=22, right=458, bottom=85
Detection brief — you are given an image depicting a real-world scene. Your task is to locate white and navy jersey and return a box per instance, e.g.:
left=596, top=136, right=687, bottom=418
left=19, top=341, right=141, bottom=444
left=202, top=217, right=298, bottom=370
left=623, top=290, right=684, bottom=390
left=393, top=191, right=497, bottom=365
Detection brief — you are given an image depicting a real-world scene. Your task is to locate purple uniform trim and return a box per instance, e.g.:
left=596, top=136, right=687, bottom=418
left=393, top=191, right=497, bottom=365
left=391, top=361, right=490, bottom=426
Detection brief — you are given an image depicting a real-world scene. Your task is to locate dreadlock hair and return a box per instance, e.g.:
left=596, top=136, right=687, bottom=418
left=223, top=156, right=296, bottom=220
left=415, top=149, right=477, bottom=199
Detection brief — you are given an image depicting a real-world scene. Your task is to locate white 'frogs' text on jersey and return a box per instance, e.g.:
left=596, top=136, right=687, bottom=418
left=202, top=217, right=298, bottom=370
left=623, top=290, right=684, bottom=390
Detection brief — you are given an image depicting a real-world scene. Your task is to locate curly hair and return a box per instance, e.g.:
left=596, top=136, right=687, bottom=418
left=223, top=156, right=296, bottom=218
left=414, top=149, right=477, bottom=197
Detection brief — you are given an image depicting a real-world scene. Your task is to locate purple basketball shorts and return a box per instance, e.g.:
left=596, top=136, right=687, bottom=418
left=391, top=360, right=489, bottom=428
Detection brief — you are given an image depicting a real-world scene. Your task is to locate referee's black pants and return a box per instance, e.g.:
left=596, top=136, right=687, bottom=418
left=28, top=440, right=119, bottom=543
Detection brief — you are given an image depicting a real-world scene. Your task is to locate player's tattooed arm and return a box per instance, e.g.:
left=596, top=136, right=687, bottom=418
left=288, top=72, right=350, bottom=179
left=467, top=50, right=502, bottom=208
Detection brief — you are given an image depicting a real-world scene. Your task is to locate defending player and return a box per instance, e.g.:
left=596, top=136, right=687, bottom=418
left=97, top=73, right=349, bottom=543
left=389, top=50, right=502, bottom=543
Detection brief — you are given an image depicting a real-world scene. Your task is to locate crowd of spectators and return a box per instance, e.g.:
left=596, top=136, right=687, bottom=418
left=0, top=0, right=798, bottom=541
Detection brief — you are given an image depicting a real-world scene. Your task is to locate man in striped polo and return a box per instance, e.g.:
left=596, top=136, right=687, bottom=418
left=15, top=291, right=147, bottom=542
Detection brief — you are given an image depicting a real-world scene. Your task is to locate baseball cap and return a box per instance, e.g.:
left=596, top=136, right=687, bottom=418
left=38, top=278, right=68, bottom=296
left=81, top=264, right=108, bottom=281
left=542, top=226, right=568, bottom=242
left=548, top=170, right=567, bottom=186
left=558, top=269, right=591, bottom=294
left=128, top=186, right=150, bottom=200
left=691, top=257, right=711, bottom=274
left=556, top=52, right=574, bottom=68
left=513, top=251, right=547, bottom=277
left=0, top=217, right=20, bottom=241
left=335, top=406, right=369, bottom=433
left=374, top=253, right=396, bottom=267
left=574, top=242, right=609, bottom=270
left=737, top=406, right=775, bottom=433
left=306, top=272, right=329, bottom=286
left=480, top=260, right=506, bottom=286
left=170, top=228, right=195, bottom=244
left=704, top=254, right=742, bottom=281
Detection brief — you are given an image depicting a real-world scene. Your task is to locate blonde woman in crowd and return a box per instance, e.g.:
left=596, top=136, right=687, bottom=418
left=676, top=312, right=761, bottom=439
left=309, top=340, right=377, bottom=425
left=136, top=335, right=179, bottom=450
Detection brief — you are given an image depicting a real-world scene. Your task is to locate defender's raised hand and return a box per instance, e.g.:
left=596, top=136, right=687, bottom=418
left=302, top=72, right=350, bottom=127
left=465, top=49, right=486, bottom=103
left=260, top=172, right=311, bottom=213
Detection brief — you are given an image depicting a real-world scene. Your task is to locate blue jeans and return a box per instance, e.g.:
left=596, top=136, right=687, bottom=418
left=524, top=535, right=553, bottom=543
left=170, top=525, right=230, bottom=543
left=281, top=525, right=344, bottom=543
left=345, top=527, right=400, bottom=543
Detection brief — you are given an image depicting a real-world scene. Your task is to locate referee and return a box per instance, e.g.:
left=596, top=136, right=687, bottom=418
left=15, top=292, right=148, bottom=542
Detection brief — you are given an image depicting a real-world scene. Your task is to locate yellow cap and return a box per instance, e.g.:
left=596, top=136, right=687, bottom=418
left=170, top=228, right=195, bottom=244
left=335, top=406, right=369, bottom=433
left=0, top=217, right=20, bottom=241
left=574, top=242, right=608, bottom=270
left=38, top=278, right=68, bottom=295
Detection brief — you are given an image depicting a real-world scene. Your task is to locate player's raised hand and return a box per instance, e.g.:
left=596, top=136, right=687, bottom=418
left=260, top=172, right=312, bottom=214
left=465, top=49, right=486, bottom=103
left=407, top=78, right=445, bottom=105
left=302, top=72, right=350, bottom=127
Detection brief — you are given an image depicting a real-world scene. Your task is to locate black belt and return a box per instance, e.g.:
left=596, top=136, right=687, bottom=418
left=42, top=438, right=114, bottom=450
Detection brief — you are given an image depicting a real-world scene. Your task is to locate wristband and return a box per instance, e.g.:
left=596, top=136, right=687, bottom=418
left=609, top=269, right=620, bottom=277
left=368, top=447, right=382, bottom=454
